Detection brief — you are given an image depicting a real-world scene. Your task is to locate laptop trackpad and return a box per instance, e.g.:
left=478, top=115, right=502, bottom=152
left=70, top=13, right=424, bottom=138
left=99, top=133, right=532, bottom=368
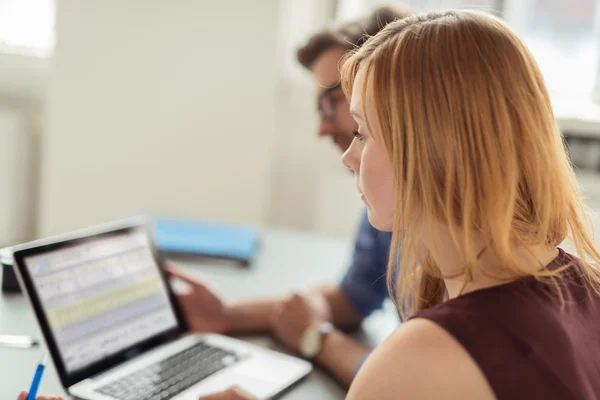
left=180, top=374, right=272, bottom=400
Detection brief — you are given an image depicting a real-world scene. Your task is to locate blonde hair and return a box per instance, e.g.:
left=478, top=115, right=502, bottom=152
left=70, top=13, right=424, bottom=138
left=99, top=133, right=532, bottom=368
left=341, top=10, right=600, bottom=318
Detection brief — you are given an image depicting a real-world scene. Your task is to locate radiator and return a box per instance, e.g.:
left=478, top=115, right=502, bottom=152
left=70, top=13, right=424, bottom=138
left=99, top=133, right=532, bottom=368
left=0, top=108, right=36, bottom=246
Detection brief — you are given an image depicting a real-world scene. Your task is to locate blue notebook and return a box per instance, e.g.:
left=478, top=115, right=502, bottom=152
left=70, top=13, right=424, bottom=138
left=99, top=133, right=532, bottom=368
left=153, top=218, right=259, bottom=265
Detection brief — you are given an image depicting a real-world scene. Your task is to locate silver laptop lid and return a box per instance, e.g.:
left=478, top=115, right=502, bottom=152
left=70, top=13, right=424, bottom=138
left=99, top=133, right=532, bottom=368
left=11, top=216, right=188, bottom=388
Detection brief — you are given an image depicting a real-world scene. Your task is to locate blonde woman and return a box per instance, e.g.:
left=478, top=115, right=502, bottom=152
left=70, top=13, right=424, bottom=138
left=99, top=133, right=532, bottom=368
left=27, top=9, right=600, bottom=400
left=337, top=9, right=600, bottom=400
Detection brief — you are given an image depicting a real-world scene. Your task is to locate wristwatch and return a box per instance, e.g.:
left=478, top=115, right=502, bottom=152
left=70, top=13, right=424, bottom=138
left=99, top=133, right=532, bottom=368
left=299, top=322, right=334, bottom=359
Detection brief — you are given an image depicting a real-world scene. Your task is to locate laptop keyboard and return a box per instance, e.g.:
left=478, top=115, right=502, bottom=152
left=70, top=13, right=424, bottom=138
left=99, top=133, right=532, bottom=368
left=97, top=341, right=240, bottom=400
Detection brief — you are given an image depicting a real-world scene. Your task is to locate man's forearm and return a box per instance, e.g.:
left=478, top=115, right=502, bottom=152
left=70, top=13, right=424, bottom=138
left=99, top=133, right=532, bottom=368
left=225, top=296, right=285, bottom=334
left=226, top=285, right=363, bottom=334
left=314, top=329, right=371, bottom=388
left=314, top=285, right=364, bottom=329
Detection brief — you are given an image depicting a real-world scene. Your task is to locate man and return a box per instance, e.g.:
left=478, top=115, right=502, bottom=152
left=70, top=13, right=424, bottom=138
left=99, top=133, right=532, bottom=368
left=168, top=4, right=411, bottom=389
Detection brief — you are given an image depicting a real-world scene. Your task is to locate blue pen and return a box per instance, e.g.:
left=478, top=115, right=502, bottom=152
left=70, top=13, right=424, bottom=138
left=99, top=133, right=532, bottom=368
left=27, top=352, right=47, bottom=400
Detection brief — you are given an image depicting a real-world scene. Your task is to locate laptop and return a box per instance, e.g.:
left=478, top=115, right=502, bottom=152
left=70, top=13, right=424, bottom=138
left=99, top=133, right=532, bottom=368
left=12, top=217, right=312, bottom=400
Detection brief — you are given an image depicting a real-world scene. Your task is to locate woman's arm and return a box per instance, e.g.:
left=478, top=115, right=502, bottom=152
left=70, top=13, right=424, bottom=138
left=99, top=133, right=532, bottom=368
left=346, top=319, right=495, bottom=400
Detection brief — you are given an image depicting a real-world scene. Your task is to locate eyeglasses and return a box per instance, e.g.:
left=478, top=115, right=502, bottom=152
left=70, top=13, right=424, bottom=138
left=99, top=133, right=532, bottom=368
left=317, top=82, right=343, bottom=122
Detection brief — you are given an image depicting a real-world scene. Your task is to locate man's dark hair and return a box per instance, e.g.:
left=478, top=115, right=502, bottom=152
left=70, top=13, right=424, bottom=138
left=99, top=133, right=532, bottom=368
left=296, top=5, right=412, bottom=70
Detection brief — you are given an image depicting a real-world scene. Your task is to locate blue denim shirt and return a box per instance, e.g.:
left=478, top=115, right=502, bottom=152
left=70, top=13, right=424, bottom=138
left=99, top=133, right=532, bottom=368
left=340, top=209, right=393, bottom=318
left=339, top=209, right=396, bottom=378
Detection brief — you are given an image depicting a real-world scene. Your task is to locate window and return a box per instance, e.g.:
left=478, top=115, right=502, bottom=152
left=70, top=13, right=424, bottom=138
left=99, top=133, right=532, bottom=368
left=337, top=0, right=600, bottom=98
left=504, top=0, right=597, bottom=95
left=337, top=0, right=500, bottom=22
left=0, top=0, right=55, bottom=57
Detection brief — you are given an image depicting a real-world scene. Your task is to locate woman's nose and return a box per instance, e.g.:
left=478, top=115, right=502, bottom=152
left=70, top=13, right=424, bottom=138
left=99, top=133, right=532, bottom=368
left=341, top=138, right=360, bottom=173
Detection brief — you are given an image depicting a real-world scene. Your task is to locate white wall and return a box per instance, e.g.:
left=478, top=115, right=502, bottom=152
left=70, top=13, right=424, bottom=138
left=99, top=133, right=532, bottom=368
left=38, top=0, right=364, bottom=239
left=270, top=78, right=364, bottom=236
left=39, top=0, right=281, bottom=236
left=269, top=0, right=365, bottom=237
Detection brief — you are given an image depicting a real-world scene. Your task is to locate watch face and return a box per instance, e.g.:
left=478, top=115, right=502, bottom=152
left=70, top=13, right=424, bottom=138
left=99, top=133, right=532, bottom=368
left=300, top=326, right=321, bottom=358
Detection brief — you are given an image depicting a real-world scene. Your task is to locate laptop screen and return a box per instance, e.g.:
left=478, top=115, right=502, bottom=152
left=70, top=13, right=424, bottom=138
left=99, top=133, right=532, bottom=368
left=24, top=227, right=179, bottom=373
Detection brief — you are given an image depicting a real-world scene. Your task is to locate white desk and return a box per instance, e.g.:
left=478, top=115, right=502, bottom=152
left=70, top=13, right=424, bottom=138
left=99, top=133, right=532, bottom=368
left=0, top=229, right=398, bottom=399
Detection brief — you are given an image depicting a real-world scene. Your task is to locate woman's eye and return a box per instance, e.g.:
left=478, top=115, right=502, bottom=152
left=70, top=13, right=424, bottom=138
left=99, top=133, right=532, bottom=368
left=353, top=130, right=365, bottom=142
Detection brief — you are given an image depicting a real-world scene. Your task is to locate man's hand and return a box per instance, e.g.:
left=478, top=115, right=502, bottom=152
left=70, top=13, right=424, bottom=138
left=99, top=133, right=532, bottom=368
left=199, top=387, right=256, bottom=400
left=270, top=291, right=332, bottom=352
left=17, top=392, right=63, bottom=400
left=167, top=266, right=231, bottom=334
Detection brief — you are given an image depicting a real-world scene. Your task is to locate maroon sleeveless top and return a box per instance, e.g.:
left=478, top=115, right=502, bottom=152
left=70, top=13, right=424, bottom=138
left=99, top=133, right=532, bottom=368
left=413, top=248, right=600, bottom=400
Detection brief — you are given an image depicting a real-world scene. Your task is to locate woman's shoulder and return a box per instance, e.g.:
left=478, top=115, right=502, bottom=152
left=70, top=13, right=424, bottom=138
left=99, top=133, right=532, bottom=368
left=346, top=319, right=495, bottom=400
